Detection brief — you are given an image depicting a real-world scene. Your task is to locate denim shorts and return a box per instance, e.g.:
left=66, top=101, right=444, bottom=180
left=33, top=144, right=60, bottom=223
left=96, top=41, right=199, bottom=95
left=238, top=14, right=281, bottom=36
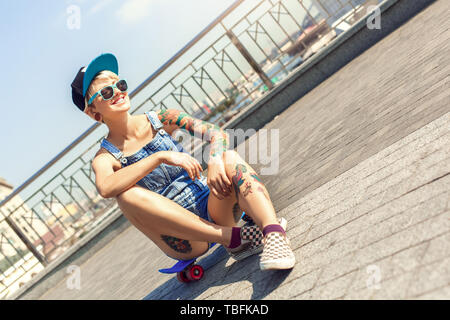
left=178, top=174, right=215, bottom=223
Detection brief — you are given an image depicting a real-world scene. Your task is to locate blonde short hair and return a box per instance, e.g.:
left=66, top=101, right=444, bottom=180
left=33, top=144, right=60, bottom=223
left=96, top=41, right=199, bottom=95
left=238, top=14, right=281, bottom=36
left=84, top=70, right=120, bottom=112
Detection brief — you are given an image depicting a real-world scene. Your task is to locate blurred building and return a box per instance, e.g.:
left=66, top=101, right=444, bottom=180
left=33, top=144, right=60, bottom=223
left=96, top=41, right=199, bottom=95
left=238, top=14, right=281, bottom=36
left=0, top=177, right=14, bottom=203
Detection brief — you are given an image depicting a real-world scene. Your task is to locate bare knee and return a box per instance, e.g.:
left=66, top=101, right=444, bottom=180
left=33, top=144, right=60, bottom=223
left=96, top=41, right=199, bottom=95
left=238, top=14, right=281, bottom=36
left=116, top=185, right=149, bottom=207
left=222, top=150, right=240, bottom=173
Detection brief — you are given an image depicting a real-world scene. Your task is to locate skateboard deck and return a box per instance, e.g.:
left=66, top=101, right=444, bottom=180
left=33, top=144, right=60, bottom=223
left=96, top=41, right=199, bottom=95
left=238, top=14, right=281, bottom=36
left=159, top=259, right=196, bottom=274
left=158, top=243, right=216, bottom=282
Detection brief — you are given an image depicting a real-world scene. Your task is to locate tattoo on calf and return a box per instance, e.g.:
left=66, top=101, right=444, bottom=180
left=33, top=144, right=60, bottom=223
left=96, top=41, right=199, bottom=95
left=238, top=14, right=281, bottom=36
left=250, top=171, right=269, bottom=199
left=161, top=235, right=192, bottom=254
left=232, top=163, right=245, bottom=199
left=232, top=165, right=270, bottom=199
left=242, top=181, right=253, bottom=197
left=250, top=173, right=262, bottom=183
left=232, top=164, right=247, bottom=187
left=257, top=186, right=270, bottom=200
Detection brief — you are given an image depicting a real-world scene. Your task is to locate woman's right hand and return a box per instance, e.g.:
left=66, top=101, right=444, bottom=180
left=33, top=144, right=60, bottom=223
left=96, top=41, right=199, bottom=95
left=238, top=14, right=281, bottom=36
left=158, top=151, right=203, bottom=181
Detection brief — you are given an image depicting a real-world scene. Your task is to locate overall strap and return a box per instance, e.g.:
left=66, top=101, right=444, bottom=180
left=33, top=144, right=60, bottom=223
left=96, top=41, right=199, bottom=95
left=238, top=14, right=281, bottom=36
left=146, top=111, right=164, bottom=130
left=100, top=138, right=128, bottom=164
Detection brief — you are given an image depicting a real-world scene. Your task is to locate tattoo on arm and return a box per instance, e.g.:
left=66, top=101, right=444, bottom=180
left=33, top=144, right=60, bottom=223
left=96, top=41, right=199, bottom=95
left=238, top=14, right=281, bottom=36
left=157, top=109, right=229, bottom=158
left=161, top=235, right=192, bottom=254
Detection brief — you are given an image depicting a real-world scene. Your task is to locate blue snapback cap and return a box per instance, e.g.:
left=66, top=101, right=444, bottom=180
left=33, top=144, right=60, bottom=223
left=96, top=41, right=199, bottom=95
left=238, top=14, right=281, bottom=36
left=82, top=53, right=119, bottom=97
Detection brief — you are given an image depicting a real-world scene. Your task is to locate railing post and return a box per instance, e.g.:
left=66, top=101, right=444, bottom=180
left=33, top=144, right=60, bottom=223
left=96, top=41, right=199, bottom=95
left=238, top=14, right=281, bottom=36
left=4, top=214, right=48, bottom=267
left=225, top=29, right=274, bottom=91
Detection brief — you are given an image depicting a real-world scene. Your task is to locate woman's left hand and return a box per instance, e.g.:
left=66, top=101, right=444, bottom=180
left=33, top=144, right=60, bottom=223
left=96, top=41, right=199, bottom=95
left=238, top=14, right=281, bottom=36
left=207, top=156, right=232, bottom=200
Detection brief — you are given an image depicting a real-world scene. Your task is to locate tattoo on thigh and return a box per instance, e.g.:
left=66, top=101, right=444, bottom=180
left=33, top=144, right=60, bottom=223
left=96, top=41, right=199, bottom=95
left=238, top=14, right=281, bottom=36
left=232, top=202, right=242, bottom=223
left=161, top=235, right=192, bottom=254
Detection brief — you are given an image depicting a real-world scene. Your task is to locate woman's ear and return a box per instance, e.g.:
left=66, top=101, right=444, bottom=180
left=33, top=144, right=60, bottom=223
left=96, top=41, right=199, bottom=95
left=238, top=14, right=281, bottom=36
left=84, top=105, right=100, bottom=122
left=95, top=113, right=102, bottom=122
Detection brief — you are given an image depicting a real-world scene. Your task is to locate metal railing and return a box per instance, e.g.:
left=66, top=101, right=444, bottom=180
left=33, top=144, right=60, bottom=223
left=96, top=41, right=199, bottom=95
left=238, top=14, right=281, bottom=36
left=0, top=0, right=381, bottom=298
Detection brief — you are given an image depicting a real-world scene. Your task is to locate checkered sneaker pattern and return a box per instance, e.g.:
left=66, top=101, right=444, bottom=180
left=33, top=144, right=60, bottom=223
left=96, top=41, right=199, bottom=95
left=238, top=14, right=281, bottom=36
left=241, top=225, right=263, bottom=249
left=260, top=232, right=295, bottom=270
left=226, top=218, right=288, bottom=261
left=226, top=225, right=263, bottom=261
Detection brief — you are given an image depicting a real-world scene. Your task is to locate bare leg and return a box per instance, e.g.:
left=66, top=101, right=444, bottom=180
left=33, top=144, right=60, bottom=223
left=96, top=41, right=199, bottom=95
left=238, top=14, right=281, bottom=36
left=207, top=176, right=243, bottom=227
left=220, top=150, right=279, bottom=229
left=116, top=185, right=233, bottom=260
left=208, top=150, right=295, bottom=270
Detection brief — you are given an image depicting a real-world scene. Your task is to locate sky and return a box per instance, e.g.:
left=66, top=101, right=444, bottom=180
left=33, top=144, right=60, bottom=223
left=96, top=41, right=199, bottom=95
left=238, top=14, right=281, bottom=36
left=0, top=0, right=237, bottom=190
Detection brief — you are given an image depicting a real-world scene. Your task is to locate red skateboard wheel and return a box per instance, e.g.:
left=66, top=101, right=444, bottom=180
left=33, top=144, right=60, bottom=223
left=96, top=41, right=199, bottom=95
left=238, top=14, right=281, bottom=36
left=177, top=271, right=191, bottom=283
left=188, top=265, right=204, bottom=281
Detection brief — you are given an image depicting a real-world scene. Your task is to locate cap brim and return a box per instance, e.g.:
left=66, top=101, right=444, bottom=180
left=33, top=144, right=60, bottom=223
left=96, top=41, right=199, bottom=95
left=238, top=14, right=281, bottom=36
left=82, top=53, right=119, bottom=97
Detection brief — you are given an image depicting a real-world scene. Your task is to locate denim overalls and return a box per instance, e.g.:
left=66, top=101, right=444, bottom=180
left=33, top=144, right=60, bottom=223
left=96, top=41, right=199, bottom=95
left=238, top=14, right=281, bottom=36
left=100, top=111, right=213, bottom=222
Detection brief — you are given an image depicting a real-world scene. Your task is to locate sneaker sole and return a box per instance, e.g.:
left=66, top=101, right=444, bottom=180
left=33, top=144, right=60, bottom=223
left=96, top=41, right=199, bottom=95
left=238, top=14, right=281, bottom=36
left=231, top=245, right=264, bottom=261
left=260, top=256, right=296, bottom=270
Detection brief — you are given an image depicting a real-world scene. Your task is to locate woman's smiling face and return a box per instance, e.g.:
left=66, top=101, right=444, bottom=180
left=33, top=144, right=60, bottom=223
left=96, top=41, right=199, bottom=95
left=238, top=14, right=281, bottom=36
left=89, top=77, right=130, bottom=112
left=84, top=72, right=131, bottom=121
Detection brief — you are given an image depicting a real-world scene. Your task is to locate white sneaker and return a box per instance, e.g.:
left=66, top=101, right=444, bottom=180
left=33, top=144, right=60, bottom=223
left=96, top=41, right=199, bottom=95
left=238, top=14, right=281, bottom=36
left=259, top=218, right=295, bottom=270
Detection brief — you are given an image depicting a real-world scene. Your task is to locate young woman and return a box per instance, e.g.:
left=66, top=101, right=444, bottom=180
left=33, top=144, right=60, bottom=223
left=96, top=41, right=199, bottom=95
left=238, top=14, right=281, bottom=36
left=71, top=53, right=295, bottom=270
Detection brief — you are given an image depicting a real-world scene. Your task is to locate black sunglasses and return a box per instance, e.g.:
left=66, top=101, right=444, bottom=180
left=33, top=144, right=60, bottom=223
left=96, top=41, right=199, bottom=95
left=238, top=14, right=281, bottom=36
left=88, top=79, right=128, bottom=104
